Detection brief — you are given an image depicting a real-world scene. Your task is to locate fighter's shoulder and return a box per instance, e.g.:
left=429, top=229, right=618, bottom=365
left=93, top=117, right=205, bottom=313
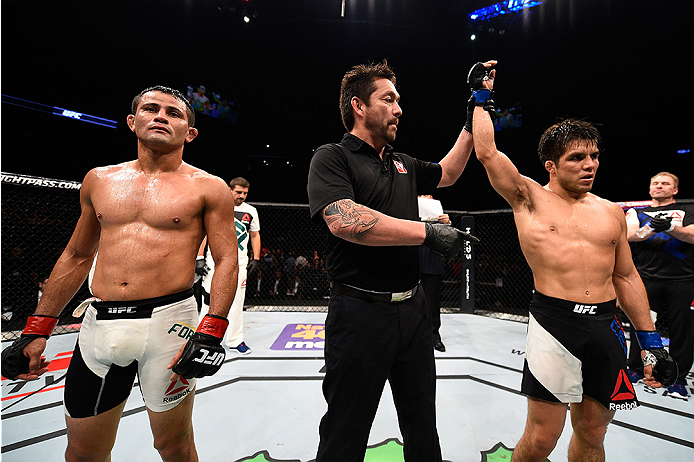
left=183, top=165, right=228, bottom=190
left=589, top=194, right=626, bottom=218
left=81, top=162, right=133, bottom=188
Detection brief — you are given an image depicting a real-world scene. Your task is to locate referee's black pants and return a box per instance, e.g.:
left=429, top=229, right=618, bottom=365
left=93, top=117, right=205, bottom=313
left=316, top=287, right=442, bottom=462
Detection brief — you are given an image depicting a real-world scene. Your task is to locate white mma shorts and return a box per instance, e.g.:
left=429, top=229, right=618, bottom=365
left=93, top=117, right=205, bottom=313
left=63, top=289, right=199, bottom=417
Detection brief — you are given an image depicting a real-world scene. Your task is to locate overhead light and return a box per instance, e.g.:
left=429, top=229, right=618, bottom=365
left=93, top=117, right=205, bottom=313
left=469, top=0, right=545, bottom=22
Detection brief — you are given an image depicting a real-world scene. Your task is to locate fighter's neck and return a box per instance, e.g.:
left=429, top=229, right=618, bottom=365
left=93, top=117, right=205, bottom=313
left=135, top=148, right=185, bottom=174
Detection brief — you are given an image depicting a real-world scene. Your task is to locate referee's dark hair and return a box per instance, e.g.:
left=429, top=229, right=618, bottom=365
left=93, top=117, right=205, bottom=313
left=340, top=60, right=396, bottom=131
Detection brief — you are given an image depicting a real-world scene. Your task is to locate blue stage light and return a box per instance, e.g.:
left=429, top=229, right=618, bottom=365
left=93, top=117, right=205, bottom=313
left=1, top=94, right=118, bottom=129
left=469, top=0, right=545, bottom=22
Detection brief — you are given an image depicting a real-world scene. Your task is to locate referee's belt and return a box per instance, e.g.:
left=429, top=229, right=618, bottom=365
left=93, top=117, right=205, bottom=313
left=330, top=281, right=418, bottom=303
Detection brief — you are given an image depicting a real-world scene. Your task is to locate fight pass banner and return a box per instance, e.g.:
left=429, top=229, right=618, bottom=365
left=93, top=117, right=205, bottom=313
left=1, top=172, right=81, bottom=190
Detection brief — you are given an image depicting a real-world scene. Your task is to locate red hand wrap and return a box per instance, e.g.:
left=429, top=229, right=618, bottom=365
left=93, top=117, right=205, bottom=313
left=23, top=315, right=59, bottom=337
left=196, top=314, right=229, bottom=340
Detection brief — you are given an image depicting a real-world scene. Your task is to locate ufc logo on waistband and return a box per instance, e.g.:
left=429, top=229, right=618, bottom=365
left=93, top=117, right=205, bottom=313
left=192, top=348, right=224, bottom=366
left=573, top=304, right=597, bottom=315
left=107, top=306, right=136, bottom=314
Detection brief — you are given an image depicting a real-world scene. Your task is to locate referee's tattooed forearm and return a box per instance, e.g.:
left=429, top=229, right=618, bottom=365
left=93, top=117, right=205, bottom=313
left=324, top=199, right=379, bottom=241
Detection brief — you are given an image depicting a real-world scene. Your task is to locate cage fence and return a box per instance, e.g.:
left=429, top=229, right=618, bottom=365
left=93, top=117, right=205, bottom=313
left=2, top=172, right=542, bottom=340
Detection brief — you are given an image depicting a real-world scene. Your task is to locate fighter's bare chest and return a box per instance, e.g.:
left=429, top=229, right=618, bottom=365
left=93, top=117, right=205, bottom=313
left=529, top=201, right=619, bottom=244
left=92, top=177, right=202, bottom=229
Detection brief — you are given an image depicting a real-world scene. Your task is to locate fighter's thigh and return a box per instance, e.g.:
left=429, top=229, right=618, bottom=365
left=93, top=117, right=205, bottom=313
left=65, top=398, right=128, bottom=461
left=524, top=397, right=569, bottom=442
left=139, top=299, right=198, bottom=412
left=63, top=342, right=138, bottom=418
left=569, top=395, right=615, bottom=442
left=147, top=388, right=196, bottom=450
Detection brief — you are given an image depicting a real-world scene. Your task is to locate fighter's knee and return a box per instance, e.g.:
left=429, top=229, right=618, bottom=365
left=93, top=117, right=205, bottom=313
left=572, top=419, right=608, bottom=448
left=153, top=426, right=196, bottom=460
left=515, top=427, right=561, bottom=460
left=65, top=445, right=110, bottom=462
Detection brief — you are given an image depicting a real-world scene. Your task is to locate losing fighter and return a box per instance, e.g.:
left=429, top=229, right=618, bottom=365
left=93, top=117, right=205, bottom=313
left=1, top=86, right=238, bottom=462
left=467, top=62, right=677, bottom=461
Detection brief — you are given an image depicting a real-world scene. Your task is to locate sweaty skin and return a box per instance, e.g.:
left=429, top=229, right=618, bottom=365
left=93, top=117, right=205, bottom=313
left=87, top=163, right=224, bottom=300
left=512, top=175, right=626, bottom=302
left=24, top=91, right=239, bottom=381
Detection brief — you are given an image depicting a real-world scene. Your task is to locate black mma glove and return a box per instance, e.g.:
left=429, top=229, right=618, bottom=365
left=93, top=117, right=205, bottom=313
left=649, top=214, right=674, bottom=233
left=195, top=257, right=209, bottom=278
left=172, top=314, right=228, bottom=379
left=464, top=95, right=496, bottom=133
left=636, top=331, right=678, bottom=387
left=247, top=259, right=260, bottom=276
left=424, top=222, right=480, bottom=259
left=1, top=314, right=58, bottom=380
left=467, top=62, right=495, bottom=105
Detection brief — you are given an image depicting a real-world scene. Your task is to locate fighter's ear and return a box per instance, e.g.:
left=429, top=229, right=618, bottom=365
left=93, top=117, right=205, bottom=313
left=185, top=127, right=199, bottom=143
left=126, top=114, right=136, bottom=132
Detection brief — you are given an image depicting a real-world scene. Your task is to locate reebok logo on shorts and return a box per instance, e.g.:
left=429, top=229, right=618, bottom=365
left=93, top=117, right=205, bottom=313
left=609, top=370, right=637, bottom=410
left=164, top=376, right=192, bottom=403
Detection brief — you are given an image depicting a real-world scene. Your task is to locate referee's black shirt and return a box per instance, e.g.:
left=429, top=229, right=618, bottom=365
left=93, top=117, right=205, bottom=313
left=308, top=133, right=442, bottom=292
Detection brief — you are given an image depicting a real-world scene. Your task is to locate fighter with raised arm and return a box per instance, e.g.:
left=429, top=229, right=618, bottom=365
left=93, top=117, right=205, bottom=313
left=469, top=62, right=676, bottom=462
left=1, top=86, right=238, bottom=462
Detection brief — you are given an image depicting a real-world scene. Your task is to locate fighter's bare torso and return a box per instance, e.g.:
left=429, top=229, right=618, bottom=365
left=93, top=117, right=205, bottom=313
left=86, top=161, right=216, bottom=300
left=514, top=183, right=624, bottom=303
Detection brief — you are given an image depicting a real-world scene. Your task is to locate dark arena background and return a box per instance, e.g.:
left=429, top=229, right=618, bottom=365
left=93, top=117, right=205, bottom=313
left=2, top=2, right=693, bottom=461
left=2, top=0, right=691, bottom=333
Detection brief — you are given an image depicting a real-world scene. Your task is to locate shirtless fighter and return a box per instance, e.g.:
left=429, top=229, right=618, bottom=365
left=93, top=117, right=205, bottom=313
left=468, top=62, right=677, bottom=461
left=1, top=86, right=238, bottom=462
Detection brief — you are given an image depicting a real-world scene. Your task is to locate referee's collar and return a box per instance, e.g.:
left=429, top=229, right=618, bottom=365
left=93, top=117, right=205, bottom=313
left=342, top=133, right=394, bottom=159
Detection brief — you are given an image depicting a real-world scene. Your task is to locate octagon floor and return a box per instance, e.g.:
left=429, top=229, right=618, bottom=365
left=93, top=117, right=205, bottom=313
left=2, top=312, right=692, bottom=462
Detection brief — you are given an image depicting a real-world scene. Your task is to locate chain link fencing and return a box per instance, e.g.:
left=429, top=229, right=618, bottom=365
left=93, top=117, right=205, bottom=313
left=2, top=172, right=542, bottom=340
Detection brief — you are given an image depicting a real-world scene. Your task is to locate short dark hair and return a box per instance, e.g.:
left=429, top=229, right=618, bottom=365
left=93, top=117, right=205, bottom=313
left=229, top=177, right=250, bottom=189
left=537, top=119, right=603, bottom=165
left=339, top=60, right=396, bottom=131
left=131, top=86, right=196, bottom=127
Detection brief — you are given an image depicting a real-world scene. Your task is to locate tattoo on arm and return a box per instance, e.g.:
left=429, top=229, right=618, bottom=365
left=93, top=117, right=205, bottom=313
left=323, top=199, right=379, bottom=241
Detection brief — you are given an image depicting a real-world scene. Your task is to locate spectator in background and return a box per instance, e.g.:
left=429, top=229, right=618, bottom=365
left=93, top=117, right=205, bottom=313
left=269, top=269, right=289, bottom=297
left=418, top=195, right=449, bottom=352
left=199, top=177, right=260, bottom=355
left=190, top=85, right=209, bottom=114
left=1, top=246, right=39, bottom=323
left=284, top=250, right=296, bottom=275
left=625, top=172, right=694, bottom=400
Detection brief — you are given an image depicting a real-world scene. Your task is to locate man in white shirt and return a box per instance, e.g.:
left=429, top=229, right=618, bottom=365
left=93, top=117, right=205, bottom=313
left=199, top=177, right=261, bottom=354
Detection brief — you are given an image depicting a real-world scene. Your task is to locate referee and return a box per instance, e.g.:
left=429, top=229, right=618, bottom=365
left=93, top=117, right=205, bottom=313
left=307, top=60, right=481, bottom=462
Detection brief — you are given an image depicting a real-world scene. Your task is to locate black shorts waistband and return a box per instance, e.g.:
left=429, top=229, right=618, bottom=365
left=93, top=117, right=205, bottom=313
left=93, top=288, right=194, bottom=320
left=330, top=281, right=418, bottom=303
left=531, top=291, right=617, bottom=316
